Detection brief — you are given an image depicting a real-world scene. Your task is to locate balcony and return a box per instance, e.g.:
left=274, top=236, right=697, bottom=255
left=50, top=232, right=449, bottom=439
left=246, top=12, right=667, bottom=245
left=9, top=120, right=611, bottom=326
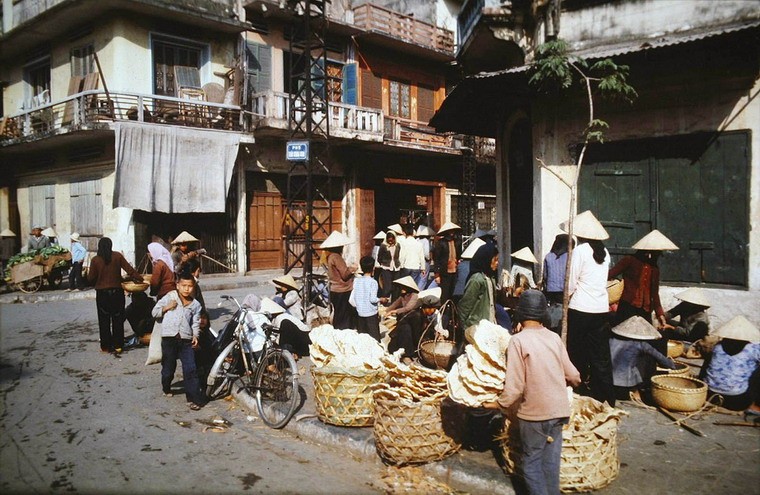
left=0, top=90, right=247, bottom=146
left=353, top=3, right=455, bottom=55
left=250, top=91, right=462, bottom=154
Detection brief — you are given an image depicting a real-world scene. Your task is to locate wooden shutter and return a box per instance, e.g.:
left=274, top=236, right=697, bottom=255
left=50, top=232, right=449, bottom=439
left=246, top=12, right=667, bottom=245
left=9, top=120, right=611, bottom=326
left=342, top=63, right=357, bottom=105
left=417, top=85, right=435, bottom=124
left=361, top=68, right=382, bottom=109
left=29, top=184, right=55, bottom=231
left=70, top=179, right=102, bottom=251
left=246, top=42, right=271, bottom=93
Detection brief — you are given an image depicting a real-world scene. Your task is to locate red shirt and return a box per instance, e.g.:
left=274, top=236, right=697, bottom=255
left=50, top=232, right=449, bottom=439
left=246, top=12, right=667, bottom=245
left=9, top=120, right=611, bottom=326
left=608, top=255, right=664, bottom=317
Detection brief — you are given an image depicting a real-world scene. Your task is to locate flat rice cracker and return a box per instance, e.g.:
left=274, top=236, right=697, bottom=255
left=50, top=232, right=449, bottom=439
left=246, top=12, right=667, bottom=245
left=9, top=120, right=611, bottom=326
left=309, top=345, right=331, bottom=367
left=447, top=360, right=496, bottom=408
left=465, top=345, right=505, bottom=385
left=467, top=320, right=511, bottom=369
left=457, top=356, right=503, bottom=394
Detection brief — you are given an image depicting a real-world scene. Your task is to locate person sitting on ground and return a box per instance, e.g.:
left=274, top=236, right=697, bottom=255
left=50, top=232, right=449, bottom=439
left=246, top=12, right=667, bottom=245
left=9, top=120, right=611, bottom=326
left=272, top=274, right=304, bottom=321
left=509, top=247, right=539, bottom=295
left=349, top=256, right=388, bottom=342
left=152, top=271, right=205, bottom=411
left=385, top=276, right=422, bottom=364
left=148, top=241, right=175, bottom=301
left=660, top=288, right=711, bottom=343
left=483, top=290, right=581, bottom=495
left=267, top=297, right=312, bottom=360
left=609, top=316, right=675, bottom=401
left=700, top=316, right=760, bottom=417
left=124, top=291, right=156, bottom=347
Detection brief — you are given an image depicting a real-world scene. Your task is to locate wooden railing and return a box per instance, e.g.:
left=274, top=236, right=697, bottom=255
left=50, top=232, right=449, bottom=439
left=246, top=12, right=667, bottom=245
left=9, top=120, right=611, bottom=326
left=353, top=3, right=455, bottom=54
left=384, top=115, right=455, bottom=149
left=0, top=90, right=246, bottom=143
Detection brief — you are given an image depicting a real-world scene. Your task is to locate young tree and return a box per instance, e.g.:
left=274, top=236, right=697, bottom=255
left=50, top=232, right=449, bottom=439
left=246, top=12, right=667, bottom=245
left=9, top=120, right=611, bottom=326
left=529, top=39, right=637, bottom=342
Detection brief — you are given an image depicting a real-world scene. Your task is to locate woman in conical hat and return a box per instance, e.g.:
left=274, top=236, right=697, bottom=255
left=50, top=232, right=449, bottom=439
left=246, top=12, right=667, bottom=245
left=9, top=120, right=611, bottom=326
left=660, top=288, right=711, bottom=344
left=509, top=246, right=539, bottom=293
left=432, top=222, right=462, bottom=306
left=385, top=275, right=422, bottom=364
left=319, top=231, right=356, bottom=329
left=272, top=274, right=304, bottom=321
left=458, top=242, right=500, bottom=331
left=609, top=316, right=675, bottom=399
left=609, top=229, right=678, bottom=331
left=700, top=316, right=760, bottom=414
left=562, top=210, right=616, bottom=406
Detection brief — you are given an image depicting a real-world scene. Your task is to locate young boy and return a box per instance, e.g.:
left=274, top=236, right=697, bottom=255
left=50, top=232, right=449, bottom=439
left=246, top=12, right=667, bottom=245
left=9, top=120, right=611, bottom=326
left=484, top=290, right=581, bottom=495
left=349, top=256, right=386, bottom=342
left=152, top=271, right=205, bottom=410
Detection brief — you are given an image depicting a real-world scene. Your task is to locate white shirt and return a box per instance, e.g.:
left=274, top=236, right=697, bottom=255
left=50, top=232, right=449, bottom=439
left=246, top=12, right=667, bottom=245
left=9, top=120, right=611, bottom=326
left=398, top=235, right=426, bottom=271
left=568, top=242, right=610, bottom=314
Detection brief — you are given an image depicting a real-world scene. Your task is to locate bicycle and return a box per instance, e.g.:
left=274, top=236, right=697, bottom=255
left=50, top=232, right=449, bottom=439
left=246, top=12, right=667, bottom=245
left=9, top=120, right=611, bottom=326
left=206, top=295, right=299, bottom=429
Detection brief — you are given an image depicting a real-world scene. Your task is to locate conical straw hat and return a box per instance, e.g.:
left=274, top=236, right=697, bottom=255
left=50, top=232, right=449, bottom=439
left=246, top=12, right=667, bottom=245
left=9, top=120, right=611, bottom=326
left=631, top=230, right=679, bottom=251
left=272, top=274, right=300, bottom=291
left=511, top=246, right=538, bottom=264
left=675, top=288, right=710, bottom=308
left=259, top=297, right=286, bottom=316
left=611, top=315, right=661, bottom=340
left=0, top=229, right=16, bottom=237
left=416, top=225, right=434, bottom=237
left=392, top=275, right=420, bottom=293
left=387, top=223, right=404, bottom=235
left=319, top=230, right=351, bottom=249
left=713, top=315, right=760, bottom=343
left=560, top=210, right=609, bottom=240
left=172, top=231, right=199, bottom=244
left=41, top=227, right=57, bottom=238
left=437, top=222, right=461, bottom=235
left=373, top=231, right=386, bottom=240
left=461, top=238, right=486, bottom=259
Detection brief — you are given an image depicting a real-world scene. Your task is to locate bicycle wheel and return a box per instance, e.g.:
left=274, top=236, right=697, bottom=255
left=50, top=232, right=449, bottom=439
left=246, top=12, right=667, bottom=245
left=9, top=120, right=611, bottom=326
left=206, top=341, right=242, bottom=400
left=254, top=348, right=298, bottom=429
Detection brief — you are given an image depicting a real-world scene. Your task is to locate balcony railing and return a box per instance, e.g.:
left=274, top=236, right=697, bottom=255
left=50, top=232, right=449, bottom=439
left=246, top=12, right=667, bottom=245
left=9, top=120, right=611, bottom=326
left=384, top=116, right=457, bottom=151
left=353, top=3, right=455, bottom=54
left=0, top=90, right=246, bottom=144
left=251, top=90, right=384, bottom=138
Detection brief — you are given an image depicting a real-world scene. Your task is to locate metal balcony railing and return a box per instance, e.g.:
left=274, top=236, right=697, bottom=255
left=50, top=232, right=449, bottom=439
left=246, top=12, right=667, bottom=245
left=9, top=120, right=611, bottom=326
left=353, top=3, right=455, bottom=54
left=0, top=90, right=246, bottom=144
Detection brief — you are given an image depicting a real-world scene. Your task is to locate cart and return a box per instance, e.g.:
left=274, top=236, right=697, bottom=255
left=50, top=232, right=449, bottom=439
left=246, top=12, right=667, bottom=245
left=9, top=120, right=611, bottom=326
left=10, top=252, right=71, bottom=293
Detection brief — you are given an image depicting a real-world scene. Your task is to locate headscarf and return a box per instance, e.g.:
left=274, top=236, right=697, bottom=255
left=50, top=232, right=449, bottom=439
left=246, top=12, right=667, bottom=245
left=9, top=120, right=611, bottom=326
left=467, top=243, right=499, bottom=283
left=97, top=237, right=113, bottom=264
left=148, top=242, right=174, bottom=271
left=242, top=294, right=262, bottom=311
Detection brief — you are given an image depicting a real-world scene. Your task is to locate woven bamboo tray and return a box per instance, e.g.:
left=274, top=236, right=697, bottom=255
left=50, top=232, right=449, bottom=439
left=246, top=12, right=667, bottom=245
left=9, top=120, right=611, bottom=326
left=121, top=281, right=149, bottom=292
left=651, top=375, right=707, bottom=412
left=667, top=340, right=685, bottom=358
left=311, top=366, right=385, bottom=427
left=373, top=397, right=464, bottom=465
left=500, top=408, right=622, bottom=492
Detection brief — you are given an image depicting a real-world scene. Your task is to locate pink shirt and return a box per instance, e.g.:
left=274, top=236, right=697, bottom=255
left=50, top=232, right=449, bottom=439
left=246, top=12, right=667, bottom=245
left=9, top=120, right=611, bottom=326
left=498, top=326, right=581, bottom=421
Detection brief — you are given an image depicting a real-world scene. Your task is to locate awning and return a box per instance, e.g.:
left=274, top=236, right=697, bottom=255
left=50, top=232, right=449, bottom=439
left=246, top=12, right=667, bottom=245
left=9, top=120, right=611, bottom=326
left=113, top=122, right=241, bottom=213
left=430, top=20, right=760, bottom=136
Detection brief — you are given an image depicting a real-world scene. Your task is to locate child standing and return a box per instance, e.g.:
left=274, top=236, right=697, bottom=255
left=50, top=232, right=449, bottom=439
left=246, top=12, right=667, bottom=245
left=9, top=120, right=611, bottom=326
left=349, top=256, right=386, bottom=342
left=152, top=272, right=205, bottom=410
left=484, top=290, right=581, bottom=495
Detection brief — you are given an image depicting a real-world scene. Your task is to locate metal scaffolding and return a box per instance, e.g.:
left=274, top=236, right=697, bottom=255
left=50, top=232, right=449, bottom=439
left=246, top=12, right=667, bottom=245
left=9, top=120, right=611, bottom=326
left=284, top=0, right=332, bottom=310
left=459, top=135, right=477, bottom=237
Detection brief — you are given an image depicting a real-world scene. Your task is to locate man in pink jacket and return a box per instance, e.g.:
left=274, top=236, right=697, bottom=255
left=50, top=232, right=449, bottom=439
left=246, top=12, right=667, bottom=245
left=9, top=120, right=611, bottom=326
left=485, top=290, right=581, bottom=495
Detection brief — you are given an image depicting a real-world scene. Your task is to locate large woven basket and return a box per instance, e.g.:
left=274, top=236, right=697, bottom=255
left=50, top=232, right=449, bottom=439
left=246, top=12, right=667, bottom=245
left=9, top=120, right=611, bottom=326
left=606, top=279, right=624, bottom=305
left=418, top=339, right=458, bottom=370
left=656, top=360, right=691, bottom=376
left=651, top=375, right=707, bottom=412
left=500, top=414, right=621, bottom=493
left=667, top=340, right=684, bottom=358
left=311, top=366, right=385, bottom=427
left=373, top=397, right=464, bottom=465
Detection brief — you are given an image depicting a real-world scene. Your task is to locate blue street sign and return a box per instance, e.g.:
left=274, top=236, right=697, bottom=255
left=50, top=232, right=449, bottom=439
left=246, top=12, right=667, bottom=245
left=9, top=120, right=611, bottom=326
left=286, top=141, right=309, bottom=161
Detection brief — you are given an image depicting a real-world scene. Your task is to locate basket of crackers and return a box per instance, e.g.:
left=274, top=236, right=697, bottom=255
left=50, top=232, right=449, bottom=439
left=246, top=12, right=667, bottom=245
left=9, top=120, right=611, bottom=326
left=373, top=358, right=464, bottom=465
left=310, top=325, right=387, bottom=427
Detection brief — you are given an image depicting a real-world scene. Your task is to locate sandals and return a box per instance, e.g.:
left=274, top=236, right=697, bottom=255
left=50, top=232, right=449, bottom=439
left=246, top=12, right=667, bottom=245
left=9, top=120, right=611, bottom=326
left=189, top=403, right=203, bottom=411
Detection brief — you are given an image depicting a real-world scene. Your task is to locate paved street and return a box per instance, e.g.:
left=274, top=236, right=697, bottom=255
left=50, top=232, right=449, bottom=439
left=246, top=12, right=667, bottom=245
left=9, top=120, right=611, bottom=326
left=0, top=288, right=402, bottom=495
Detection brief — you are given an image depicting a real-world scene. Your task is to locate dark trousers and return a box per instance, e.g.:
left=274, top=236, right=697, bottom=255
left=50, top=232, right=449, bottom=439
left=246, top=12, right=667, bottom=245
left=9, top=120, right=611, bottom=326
left=279, top=319, right=312, bottom=357
left=388, top=310, right=422, bottom=360
left=439, top=272, right=457, bottom=305
left=161, top=336, right=204, bottom=404
left=68, top=261, right=84, bottom=289
left=357, top=314, right=381, bottom=342
left=330, top=291, right=356, bottom=329
left=379, top=268, right=400, bottom=298
left=96, top=289, right=126, bottom=351
left=567, top=309, right=616, bottom=406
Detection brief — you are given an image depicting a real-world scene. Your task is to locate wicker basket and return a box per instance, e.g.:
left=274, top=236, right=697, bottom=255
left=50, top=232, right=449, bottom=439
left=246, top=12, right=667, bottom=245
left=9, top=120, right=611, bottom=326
left=121, top=281, right=149, bottom=292
left=142, top=274, right=152, bottom=284
left=651, top=375, right=707, bottom=412
left=500, top=413, right=621, bottom=492
left=373, top=397, right=464, bottom=465
left=606, top=279, right=624, bottom=305
left=656, top=360, right=691, bottom=376
left=419, top=339, right=458, bottom=370
left=667, top=340, right=684, bottom=358
left=311, top=366, right=385, bottom=427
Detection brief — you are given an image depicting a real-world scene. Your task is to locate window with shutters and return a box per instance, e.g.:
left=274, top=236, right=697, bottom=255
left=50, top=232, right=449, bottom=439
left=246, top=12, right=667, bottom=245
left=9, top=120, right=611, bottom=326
left=342, top=63, right=357, bottom=105
left=246, top=42, right=271, bottom=94
left=28, top=184, right=55, bottom=231
left=417, top=85, right=435, bottom=124
left=71, top=44, right=95, bottom=78
left=361, top=68, right=382, bottom=110
left=579, top=131, right=749, bottom=287
left=70, top=179, right=103, bottom=251
left=152, top=37, right=203, bottom=97
left=389, top=79, right=410, bottom=119
left=24, top=57, right=51, bottom=107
